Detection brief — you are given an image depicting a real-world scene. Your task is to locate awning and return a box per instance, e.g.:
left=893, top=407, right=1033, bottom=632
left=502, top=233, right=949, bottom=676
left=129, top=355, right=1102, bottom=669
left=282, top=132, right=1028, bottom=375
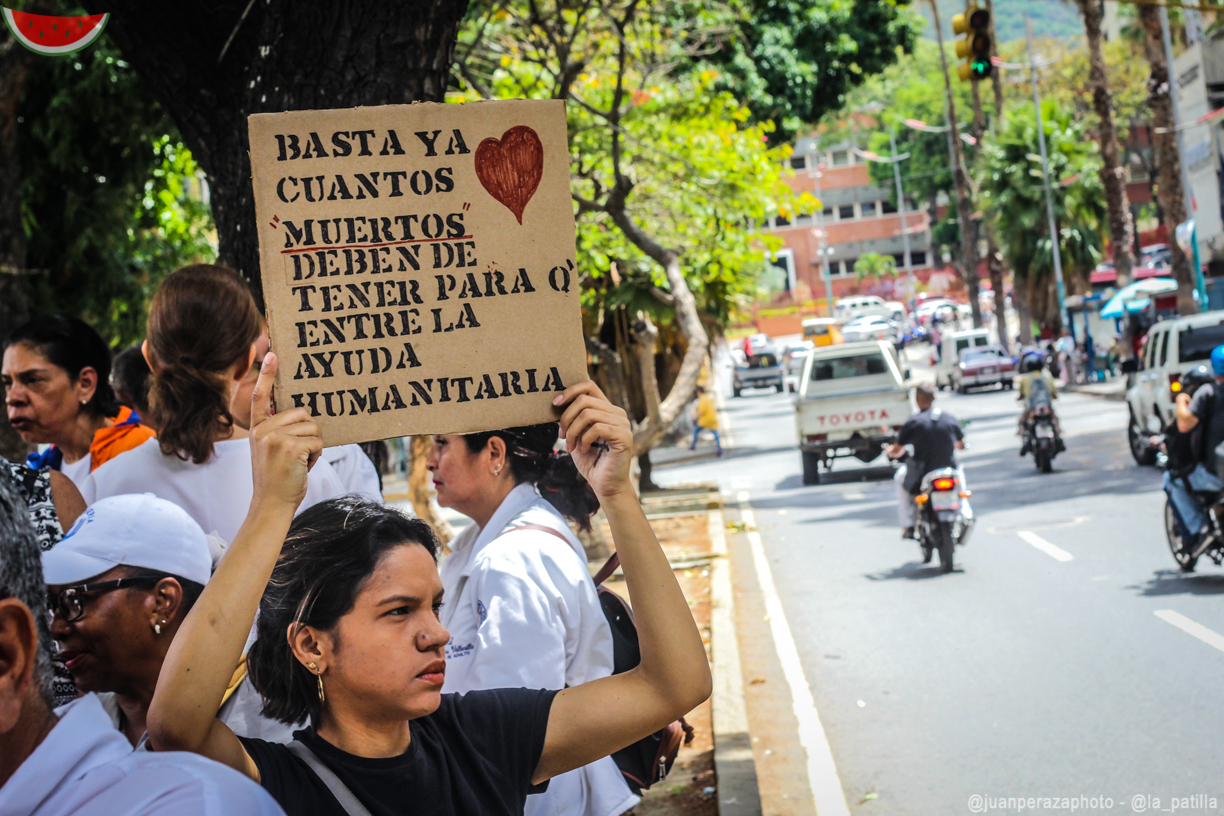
left=1100, top=277, right=1177, bottom=318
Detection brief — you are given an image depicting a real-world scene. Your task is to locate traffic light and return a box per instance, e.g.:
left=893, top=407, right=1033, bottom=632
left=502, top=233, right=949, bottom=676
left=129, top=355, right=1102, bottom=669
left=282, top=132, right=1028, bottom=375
left=952, top=6, right=992, bottom=82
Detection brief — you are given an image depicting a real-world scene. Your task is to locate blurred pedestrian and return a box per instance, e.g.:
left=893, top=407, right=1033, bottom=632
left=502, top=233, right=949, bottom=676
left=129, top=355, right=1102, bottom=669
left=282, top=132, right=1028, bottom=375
left=1055, top=328, right=1077, bottom=385
left=690, top=385, right=723, bottom=456
left=112, top=343, right=153, bottom=425
left=3, top=315, right=155, bottom=491
left=82, top=264, right=344, bottom=543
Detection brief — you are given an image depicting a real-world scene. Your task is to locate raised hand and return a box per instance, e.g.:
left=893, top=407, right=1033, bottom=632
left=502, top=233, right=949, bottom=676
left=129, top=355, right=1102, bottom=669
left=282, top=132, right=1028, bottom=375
left=248, top=352, right=322, bottom=512
left=553, top=381, right=633, bottom=500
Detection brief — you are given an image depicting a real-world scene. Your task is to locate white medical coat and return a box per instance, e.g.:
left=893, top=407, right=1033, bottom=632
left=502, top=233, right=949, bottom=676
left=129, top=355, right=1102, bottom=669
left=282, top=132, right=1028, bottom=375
left=440, top=483, right=637, bottom=816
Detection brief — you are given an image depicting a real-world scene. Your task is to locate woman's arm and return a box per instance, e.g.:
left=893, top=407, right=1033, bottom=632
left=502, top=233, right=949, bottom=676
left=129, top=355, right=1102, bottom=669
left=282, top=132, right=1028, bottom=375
left=47, top=470, right=85, bottom=529
left=147, top=353, right=321, bottom=778
left=531, top=382, right=712, bottom=785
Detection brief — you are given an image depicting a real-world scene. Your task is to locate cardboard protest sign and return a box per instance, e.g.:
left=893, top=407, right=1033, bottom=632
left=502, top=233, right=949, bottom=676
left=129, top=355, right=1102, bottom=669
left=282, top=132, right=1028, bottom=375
left=248, top=100, right=588, bottom=446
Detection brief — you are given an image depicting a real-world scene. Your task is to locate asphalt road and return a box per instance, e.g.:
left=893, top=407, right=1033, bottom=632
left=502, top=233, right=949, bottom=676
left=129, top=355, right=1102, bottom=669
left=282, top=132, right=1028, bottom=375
left=654, top=352, right=1224, bottom=815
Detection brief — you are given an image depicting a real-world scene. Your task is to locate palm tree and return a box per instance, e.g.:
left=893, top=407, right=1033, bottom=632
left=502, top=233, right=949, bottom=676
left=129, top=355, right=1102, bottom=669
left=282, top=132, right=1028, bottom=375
left=1073, top=0, right=1137, bottom=285
left=978, top=101, right=1106, bottom=334
left=1137, top=3, right=1197, bottom=314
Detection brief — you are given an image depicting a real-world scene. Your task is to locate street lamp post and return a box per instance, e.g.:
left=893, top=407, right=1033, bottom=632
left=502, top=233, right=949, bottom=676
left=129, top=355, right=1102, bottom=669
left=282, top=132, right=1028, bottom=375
left=889, top=126, right=917, bottom=301
left=810, top=162, right=835, bottom=317
left=1026, top=17, right=1069, bottom=329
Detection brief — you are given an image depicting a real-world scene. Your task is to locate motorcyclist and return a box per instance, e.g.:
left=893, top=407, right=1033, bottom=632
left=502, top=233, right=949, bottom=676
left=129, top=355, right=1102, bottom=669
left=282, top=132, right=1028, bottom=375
left=887, top=381, right=970, bottom=541
left=1015, top=355, right=1062, bottom=455
left=1166, top=347, right=1224, bottom=557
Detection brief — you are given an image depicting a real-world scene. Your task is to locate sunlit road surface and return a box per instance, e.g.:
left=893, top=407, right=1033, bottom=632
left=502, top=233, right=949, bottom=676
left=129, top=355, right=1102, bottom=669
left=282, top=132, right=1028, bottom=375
left=656, top=350, right=1224, bottom=815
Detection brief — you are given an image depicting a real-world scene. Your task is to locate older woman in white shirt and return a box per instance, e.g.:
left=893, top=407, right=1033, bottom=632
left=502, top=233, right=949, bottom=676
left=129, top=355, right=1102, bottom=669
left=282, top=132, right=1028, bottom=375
left=428, top=424, right=638, bottom=816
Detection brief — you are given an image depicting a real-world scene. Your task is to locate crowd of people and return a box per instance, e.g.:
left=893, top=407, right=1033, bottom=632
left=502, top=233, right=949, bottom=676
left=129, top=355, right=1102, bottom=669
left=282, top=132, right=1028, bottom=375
left=0, top=263, right=712, bottom=816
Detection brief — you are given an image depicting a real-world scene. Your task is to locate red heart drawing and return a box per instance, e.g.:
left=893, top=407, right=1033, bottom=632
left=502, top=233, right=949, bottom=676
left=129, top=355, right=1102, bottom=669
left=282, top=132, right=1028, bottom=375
left=474, top=126, right=544, bottom=225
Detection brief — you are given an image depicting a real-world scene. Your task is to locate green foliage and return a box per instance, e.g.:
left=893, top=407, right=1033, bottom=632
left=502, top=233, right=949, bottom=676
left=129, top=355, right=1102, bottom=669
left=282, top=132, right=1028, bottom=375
left=453, top=6, right=810, bottom=324
left=976, top=100, right=1104, bottom=300
left=18, top=35, right=214, bottom=347
left=693, top=0, right=925, bottom=143
left=854, top=251, right=897, bottom=283
left=921, top=0, right=1083, bottom=44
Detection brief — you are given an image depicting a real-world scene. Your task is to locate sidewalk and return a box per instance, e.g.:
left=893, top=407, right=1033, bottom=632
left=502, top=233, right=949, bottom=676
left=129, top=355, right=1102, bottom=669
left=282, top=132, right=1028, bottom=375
left=1064, top=377, right=1127, bottom=401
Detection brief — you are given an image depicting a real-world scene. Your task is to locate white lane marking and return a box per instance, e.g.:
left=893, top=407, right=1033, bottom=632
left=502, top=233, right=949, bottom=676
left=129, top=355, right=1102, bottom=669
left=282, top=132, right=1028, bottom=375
left=1017, top=530, right=1074, bottom=562
left=736, top=489, right=851, bottom=816
left=1154, top=610, right=1224, bottom=654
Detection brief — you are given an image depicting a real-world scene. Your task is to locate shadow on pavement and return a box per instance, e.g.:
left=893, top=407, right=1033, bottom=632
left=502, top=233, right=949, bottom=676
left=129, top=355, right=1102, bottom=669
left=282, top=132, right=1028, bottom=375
left=865, top=561, right=963, bottom=580
left=1128, top=570, right=1224, bottom=596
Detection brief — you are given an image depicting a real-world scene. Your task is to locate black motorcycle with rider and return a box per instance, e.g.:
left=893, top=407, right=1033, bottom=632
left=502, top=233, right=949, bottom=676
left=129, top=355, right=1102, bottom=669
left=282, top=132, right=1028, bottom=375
left=1016, top=356, right=1064, bottom=472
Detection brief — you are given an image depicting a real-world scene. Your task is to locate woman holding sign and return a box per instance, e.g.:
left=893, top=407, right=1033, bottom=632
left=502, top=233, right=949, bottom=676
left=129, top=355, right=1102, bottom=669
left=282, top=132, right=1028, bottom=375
left=146, top=358, right=711, bottom=816
left=426, top=425, right=637, bottom=816
left=82, top=264, right=344, bottom=543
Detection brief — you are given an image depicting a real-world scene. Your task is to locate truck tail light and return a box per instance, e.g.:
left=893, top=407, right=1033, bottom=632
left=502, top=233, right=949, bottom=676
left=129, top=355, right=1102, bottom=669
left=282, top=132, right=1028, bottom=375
left=932, top=477, right=956, bottom=491
left=1170, top=374, right=1182, bottom=394
left=806, top=434, right=827, bottom=442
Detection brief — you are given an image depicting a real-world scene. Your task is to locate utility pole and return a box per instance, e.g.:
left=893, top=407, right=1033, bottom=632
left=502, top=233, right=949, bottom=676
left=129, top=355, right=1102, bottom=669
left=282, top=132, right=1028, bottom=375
left=1026, top=17, right=1068, bottom=330
left=810, top=161, right=835, bottom=317
left=929, top=0, right=983, bottom=328
left=1159, top=4, right=1208, bottom=308
left=889, top=127, right=917, bottom=301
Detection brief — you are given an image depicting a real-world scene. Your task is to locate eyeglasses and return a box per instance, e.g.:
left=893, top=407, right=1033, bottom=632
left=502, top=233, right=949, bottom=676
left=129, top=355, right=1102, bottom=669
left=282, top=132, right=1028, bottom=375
left=47, top=576, right=161, bottom=623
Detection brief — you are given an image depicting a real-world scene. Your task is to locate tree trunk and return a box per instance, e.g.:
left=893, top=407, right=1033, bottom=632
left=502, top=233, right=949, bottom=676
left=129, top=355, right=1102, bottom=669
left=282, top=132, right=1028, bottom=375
left=1014, top=278, right=1035, bottom=345
left=408, top=435, right=455, bottom=547
left=1077, top=0, right=1137, bottom=286
left=1139, top=3, right=1197, bottom=315
left=0, top=32, right=35, bottom=463
left=90, top=0, right=469, bottom=303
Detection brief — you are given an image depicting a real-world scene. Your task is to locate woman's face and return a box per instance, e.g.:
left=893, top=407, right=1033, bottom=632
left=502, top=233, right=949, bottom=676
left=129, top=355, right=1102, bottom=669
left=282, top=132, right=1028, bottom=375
left=318, top=544, right=449, bottom=722
left=425, top=435, right=492, bottom=512
left=2, top=343, right=95, bottom=445
left=47, top=567, right=166, bottom=695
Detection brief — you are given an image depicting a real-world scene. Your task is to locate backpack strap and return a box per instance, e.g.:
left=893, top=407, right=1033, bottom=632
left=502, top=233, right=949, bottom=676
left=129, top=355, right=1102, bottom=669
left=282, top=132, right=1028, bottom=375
left=286, top=740, right=374, bottom=816
left=505, top=523, right=621, bottom=588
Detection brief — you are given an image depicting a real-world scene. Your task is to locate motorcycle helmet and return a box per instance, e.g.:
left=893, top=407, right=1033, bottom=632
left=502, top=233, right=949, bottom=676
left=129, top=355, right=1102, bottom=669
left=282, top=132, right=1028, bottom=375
left=1212, top=345, right=1224, bottom=377
left=1022, top=355, right=1044, bottom=374
left=1180, top=365, right=1215, bottom=395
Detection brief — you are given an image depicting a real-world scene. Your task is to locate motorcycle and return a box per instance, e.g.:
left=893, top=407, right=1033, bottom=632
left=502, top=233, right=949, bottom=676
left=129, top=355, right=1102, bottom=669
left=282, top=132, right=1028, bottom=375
left=1023, top=404, right=1062, bottom=473
left=1164, top=487, right=1224, bottom=572
left=913, top=468, right=974, bottom=572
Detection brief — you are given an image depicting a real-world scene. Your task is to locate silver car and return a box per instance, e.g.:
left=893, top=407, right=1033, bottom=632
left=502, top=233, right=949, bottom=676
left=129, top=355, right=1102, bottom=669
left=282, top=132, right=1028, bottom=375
left=841, top=315, right=899, bottom=345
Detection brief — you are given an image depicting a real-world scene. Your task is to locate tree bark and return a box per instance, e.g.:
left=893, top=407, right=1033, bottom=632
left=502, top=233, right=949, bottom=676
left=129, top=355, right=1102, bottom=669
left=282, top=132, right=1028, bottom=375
left=0, top=32, right=35, bottom=462
left=1139, top=3, right=1197, bottom=315
left=1014, top=279, right=1035, bottom=345
left=1077, top=0, right=1137, bottom=286
left=89, top=0, right=469, bottom=303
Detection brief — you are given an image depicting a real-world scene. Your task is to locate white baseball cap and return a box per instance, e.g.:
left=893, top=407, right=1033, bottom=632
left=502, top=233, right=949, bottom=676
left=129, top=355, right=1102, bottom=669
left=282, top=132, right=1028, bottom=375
left=42, top=494, right=212, bottom=587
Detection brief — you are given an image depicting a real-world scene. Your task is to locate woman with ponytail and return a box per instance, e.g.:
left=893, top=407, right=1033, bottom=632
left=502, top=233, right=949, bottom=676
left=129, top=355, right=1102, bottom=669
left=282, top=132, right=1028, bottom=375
left=82, top=264, right=343, bottom=543
left=425, top=423, right=638, bottom=816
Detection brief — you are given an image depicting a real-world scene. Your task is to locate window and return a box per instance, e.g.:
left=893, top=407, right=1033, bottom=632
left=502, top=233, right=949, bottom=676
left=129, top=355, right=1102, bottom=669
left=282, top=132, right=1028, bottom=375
left=831, top=150, right=849, bottom=166
left=810, top=353, right=888, bottom=382
left=794, top=213, right=812, bottom=224
left=821, top=206, right=834, bottom=218
left=1179, top=322, right=1224, bottom=363
left=912, top=251, right=927, bottom=266
left=790, top=155, right=808, bottom=170
left=774, top=214, right=791, bottom=227
left=747, top=353, right=779, bottom=369
left=860, top=201, right=877, bottom=217
left=881, top=199, right=898, bottom=215
left=1158, top=329, right=1170, bottom=366
left=838, top=205, right=855, bottom=220
left=892, top=254, right=906, bottom=268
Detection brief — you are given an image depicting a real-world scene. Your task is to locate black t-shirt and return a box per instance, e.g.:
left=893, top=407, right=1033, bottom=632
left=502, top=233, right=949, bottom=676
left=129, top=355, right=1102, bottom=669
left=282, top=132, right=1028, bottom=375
left=1189, top=383, right=1224, bottom=471
left=897, top=407, right=964, bottom=475
left=240, top=688, right=558, bottom=816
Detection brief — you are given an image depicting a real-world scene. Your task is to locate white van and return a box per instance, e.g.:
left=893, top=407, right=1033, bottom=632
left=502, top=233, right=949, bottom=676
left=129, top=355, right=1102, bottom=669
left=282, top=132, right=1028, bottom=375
left=834, top=295, right=893, bottom=323
left=932, top=328, right=991, bottom=390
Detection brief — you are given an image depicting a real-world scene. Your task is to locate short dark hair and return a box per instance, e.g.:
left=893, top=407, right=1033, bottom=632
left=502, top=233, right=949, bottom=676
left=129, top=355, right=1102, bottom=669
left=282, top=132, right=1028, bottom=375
left=112, top=343, right=152, bottom=417
left=0, top=471, right=53, bottom=707
left=4, top=314, right=120, bottom=419
left=463, top=423, right=600, bottom=531
left=246, top=497, right=439, bottom=726
left=914, top=382, right=936, bottom=401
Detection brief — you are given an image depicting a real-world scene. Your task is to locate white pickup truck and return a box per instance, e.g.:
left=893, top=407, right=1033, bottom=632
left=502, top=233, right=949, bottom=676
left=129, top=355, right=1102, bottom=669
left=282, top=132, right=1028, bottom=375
left=795, top=340, right=914, bottom=484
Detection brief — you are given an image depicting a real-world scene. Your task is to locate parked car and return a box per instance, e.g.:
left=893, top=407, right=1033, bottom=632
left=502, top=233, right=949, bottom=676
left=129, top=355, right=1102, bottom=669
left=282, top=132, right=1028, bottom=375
left=794, top=341, right=913, bottom=484
left=783, top=341, right=816, bottom=380
left=884, top=300, right=907, bottom=322
left=801, top=317, right=843, bottom=347
left=950, top=344, right=1016, bottom=393
left=1125, top=310, right=1224, bottom=464
left=1141, top=243, right=1172, bottom=269
left=841, top=315, right=900, bottom=345
left=742, top=333, right=771, bottom=356
left=734, top=349, right=784, bottom=396
left=834, top=295, right=893, bottom=323
left=932, top=328, right=991, bottom=390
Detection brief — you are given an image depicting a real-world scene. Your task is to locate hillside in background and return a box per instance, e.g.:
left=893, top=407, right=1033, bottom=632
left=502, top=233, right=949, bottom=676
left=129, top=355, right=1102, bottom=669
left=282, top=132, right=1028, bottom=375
left=919, top=0, right=1085, bottom=43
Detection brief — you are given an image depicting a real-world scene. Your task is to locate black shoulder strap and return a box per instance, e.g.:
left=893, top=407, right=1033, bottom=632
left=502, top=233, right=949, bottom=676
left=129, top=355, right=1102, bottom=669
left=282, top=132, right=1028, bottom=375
left=286, top=740, right=374, bottom=816
left=505, top=523, right=620, bottom=587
